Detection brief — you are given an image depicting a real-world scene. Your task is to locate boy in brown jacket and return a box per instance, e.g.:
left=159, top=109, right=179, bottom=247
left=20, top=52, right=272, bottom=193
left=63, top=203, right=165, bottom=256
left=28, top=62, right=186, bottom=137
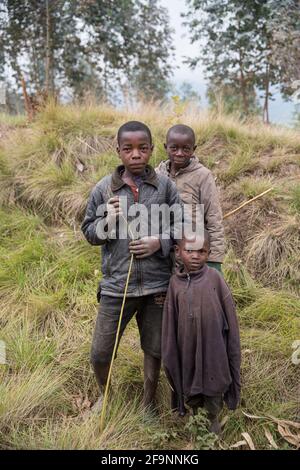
left=162, top=232, right=241, bottom=434
left=156, top=124, right=224, bottom=271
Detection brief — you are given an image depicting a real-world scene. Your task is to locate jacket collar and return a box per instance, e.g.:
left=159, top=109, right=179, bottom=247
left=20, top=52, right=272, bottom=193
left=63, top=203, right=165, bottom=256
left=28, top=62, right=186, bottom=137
left=111, top=164, right=159, bottom=191
left=175, top=263, right=208, bottom=280
left=163, top=156, right=200, bottom=175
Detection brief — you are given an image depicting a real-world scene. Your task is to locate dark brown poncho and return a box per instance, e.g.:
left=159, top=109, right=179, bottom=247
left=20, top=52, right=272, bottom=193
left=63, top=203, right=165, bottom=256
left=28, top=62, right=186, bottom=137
left=162, top=264, right=241, bottom=413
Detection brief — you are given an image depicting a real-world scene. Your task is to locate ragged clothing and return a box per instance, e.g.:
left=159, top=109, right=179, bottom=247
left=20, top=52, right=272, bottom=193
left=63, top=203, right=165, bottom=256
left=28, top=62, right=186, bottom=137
left=156, top=157, right=224, bottom=263
left=162, top=264, right=241, bottom=413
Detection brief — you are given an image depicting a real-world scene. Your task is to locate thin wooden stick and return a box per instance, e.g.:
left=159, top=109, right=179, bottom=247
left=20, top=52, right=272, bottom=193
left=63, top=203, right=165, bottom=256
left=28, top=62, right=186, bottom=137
left=223, top=187, right=274, bottom=219
left=100, top=253, right=134, bottom=433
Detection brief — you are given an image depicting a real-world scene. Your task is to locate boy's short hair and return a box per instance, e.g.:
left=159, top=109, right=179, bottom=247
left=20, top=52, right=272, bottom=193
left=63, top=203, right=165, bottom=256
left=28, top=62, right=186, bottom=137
left=166, top=124, right=196, bottom=145
left=117, top=121, right=152, bottom=145
left=175, top=229, right=210, bottom=247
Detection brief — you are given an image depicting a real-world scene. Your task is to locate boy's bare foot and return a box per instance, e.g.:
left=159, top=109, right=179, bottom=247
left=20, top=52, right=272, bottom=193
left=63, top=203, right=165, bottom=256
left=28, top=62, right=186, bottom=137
left=90, top=395, right=104, bottom=414
left=80, top=394, right=103, bottom=421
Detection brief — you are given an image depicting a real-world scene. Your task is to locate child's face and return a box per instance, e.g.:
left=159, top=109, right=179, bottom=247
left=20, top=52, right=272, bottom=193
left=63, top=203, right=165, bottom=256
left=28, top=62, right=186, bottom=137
left=164, top=131, right=196, bottom=170
left=117, top=131, right=153, bottom=175
left=176, top=237, right=209, bottom=272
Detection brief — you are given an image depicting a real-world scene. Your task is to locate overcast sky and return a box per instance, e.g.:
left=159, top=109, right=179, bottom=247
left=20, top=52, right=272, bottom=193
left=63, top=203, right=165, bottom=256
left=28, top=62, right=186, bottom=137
left=161, top=0, right=295, bottom=125
left=161, top=0, right=204, bottom=81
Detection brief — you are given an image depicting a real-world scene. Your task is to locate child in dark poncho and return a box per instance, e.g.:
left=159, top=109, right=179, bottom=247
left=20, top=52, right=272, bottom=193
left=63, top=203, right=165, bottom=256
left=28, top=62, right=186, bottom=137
left=162, top=232, right=241, bottom=434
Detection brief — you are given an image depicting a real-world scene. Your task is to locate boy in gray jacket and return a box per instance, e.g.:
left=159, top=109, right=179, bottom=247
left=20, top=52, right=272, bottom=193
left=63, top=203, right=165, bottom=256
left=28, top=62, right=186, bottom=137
left=156, top=124, right=224, bottom=271
left=81, top=121, right=180, bottom=412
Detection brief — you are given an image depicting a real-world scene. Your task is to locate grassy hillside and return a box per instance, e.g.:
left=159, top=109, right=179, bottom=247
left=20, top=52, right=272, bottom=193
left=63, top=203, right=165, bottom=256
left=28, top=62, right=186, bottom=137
left=0, top=102, right=299, bottom=450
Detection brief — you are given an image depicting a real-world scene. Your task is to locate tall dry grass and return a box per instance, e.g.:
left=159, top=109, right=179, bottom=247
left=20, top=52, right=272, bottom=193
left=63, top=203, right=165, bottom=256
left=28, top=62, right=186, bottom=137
left=0, top=101, right=299, bottom=450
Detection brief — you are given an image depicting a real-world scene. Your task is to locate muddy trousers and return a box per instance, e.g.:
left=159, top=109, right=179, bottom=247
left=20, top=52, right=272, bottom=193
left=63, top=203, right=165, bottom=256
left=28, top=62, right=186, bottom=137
left=90, top=293, right=166, bottom=408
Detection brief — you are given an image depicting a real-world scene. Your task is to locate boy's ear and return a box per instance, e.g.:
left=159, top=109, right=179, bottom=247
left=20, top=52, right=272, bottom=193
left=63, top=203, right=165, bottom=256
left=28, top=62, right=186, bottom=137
left=151, top=144, right=154, bottom=152
left=174, top=245, right=180, bottom=255
left=193, top=145, right=197, bottom=151
left=116, top=146, right=120, bottom=156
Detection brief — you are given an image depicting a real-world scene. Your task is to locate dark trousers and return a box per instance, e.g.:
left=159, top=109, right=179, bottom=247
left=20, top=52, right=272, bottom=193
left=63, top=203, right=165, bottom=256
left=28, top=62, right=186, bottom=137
left=90, top=293, right=166, bottom=368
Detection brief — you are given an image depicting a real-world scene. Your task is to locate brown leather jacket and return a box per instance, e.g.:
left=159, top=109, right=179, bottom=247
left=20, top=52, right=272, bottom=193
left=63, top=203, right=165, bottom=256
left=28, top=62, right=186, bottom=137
left=156, top=157, right=225, bottom=262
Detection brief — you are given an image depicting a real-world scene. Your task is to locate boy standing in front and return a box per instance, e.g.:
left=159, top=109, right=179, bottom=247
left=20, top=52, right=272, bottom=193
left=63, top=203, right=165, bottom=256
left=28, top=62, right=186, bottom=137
left=81, top=121, right=180, bottom=412
left=156, top=124, right=224, bottom=272
left=162, top=232, right=241, bottom=434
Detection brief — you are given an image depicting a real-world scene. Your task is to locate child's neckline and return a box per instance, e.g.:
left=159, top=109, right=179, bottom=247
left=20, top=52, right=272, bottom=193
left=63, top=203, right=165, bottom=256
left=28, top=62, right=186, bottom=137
left=176, top=264, right=208, bottom=279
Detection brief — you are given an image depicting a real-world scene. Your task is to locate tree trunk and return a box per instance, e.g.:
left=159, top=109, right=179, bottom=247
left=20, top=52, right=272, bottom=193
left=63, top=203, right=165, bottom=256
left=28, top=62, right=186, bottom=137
left=263, top=62, right=270, bottom=124
left=45, top=0, right=54, bottom=95
left=20, top=75, right=34, bottom=120
left=238, top=47, right=249, bottom=116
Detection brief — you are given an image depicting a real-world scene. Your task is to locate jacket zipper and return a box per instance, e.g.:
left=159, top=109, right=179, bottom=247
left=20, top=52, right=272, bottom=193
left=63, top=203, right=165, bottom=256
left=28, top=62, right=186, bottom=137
left=125, top=183, right=142, bottom=294
left=135, top=184, right=143, bottom=294
left=123, top=185, right=139, bottom=292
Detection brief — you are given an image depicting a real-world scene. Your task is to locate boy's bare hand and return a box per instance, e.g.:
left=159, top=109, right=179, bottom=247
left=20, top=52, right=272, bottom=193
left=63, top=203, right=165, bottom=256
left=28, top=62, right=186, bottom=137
left=106, top=196, right=123, bottom=223
left=129, top=236, right=161, bottom=258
